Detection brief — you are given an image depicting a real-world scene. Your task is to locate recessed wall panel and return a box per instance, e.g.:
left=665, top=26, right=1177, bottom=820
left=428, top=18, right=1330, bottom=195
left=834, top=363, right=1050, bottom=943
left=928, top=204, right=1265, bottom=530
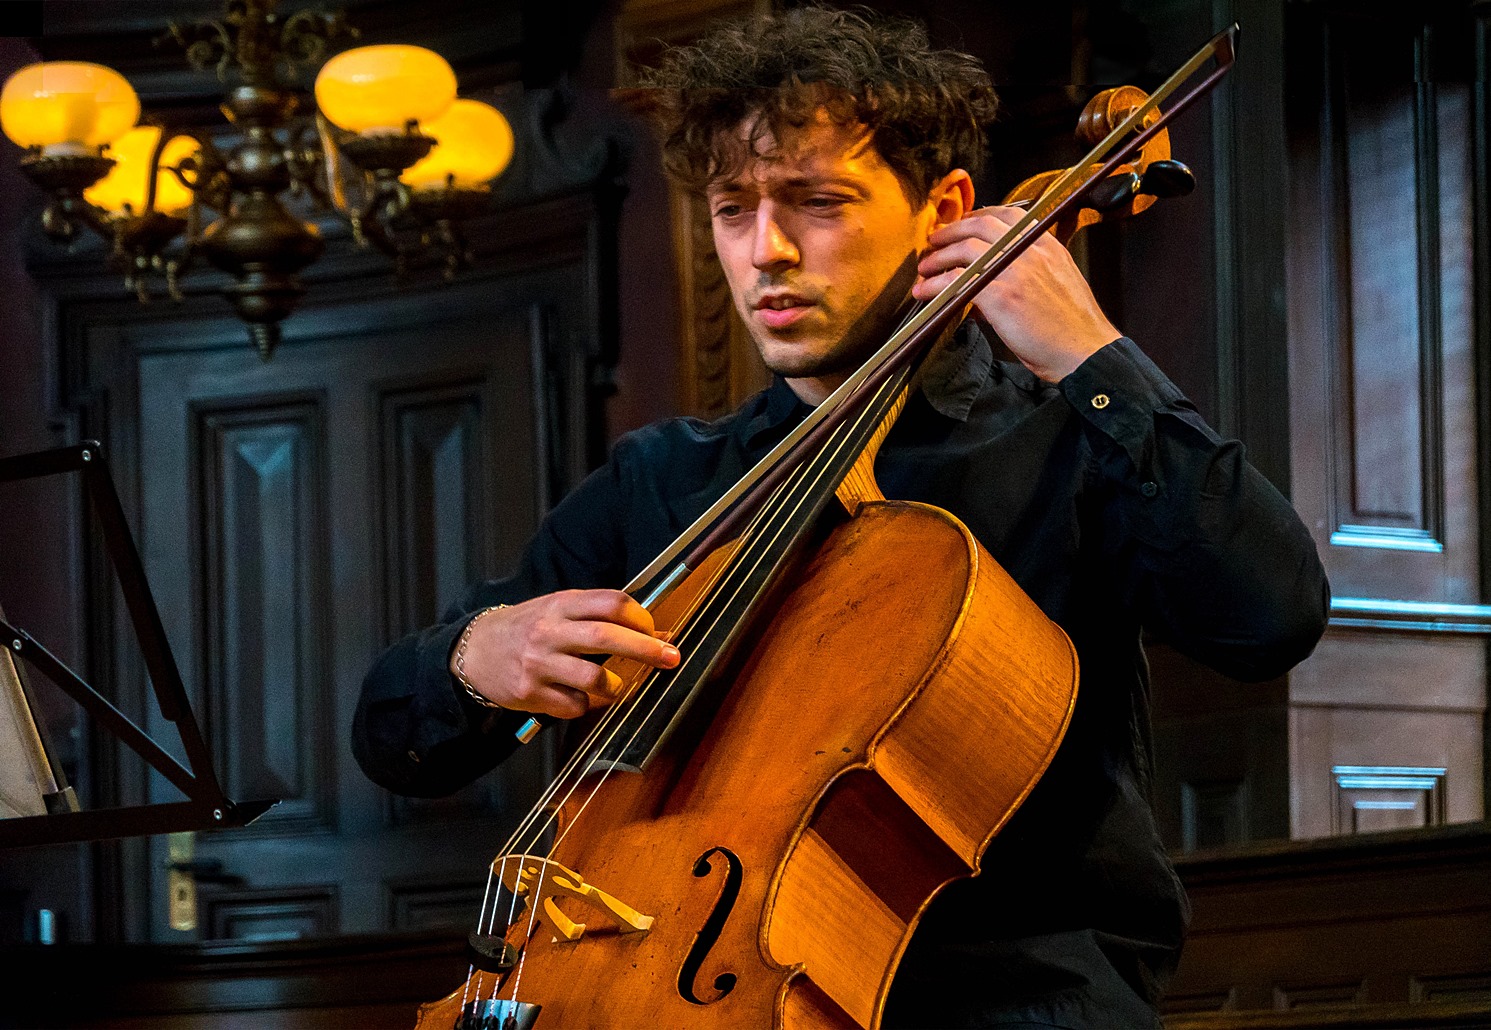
left=379, top=383, right=484, bottom=642
left=198, top=400, right=331, bottom=829
left=1341, top=72, right=1424, bottom=527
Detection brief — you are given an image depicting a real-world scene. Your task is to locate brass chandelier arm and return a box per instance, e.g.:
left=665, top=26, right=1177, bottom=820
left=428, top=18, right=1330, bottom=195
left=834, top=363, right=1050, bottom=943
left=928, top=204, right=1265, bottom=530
left=17, top=112, right=478, bottom=315
left=20, top=155, right=117, bottom=246
left=161, top=0, right=357, bottom=87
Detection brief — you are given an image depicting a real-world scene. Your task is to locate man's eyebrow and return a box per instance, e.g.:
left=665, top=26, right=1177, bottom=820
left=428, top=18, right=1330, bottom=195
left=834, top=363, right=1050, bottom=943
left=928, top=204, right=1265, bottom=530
left=708, top=175, right=872, bottom=197
left=780, top=175, right=871, bottom=197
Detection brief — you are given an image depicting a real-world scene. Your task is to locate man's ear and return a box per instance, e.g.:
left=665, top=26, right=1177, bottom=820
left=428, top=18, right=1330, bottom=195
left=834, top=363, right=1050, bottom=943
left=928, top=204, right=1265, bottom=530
left=925, top=169, right=975, bottom=232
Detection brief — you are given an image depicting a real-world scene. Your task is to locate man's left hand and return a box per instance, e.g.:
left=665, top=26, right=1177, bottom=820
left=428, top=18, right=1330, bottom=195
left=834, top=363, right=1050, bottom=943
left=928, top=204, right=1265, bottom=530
left=913, top=205, right=1120, bottom=382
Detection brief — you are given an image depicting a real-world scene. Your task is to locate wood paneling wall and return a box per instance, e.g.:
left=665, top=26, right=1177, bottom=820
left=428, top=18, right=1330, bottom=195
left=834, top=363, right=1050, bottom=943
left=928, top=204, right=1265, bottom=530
left=1152, top=0, right=1489, bottom=857
left=1283, top=1, right=1487, bottom=840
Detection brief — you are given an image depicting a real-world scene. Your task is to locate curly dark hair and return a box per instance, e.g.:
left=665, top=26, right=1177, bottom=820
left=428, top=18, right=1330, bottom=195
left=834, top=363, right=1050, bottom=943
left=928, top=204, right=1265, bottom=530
left=635, top=5, right=999, bottom=202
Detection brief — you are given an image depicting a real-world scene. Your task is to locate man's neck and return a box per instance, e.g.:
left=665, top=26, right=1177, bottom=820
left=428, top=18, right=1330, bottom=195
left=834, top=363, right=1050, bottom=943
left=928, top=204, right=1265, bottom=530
left=782, top=316, right=967, bottom=408
left=783, top=373, right=846, bottom=406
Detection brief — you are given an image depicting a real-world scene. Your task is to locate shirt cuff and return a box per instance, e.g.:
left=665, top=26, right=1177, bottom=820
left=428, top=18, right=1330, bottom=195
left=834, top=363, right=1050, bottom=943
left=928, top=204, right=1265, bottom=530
left=1059, top=337, right=1185, bottom=467
left=407, top=614, right=482, bottom=756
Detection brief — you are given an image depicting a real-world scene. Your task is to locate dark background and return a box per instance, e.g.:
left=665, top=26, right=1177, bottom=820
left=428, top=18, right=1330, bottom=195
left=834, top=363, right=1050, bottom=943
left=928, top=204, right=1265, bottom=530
left=0, top=0, right=1487, bottom=1025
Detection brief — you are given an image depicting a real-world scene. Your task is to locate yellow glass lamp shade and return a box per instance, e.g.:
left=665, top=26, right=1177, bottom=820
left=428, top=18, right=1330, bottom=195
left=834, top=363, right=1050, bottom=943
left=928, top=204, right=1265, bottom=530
left=402, top=100, right=514, bottom=190
left=315, top=45, right=456, bottom=135
left=0, top=61, right=139, bottom=154
left=84, top=126, right=198, bottom=215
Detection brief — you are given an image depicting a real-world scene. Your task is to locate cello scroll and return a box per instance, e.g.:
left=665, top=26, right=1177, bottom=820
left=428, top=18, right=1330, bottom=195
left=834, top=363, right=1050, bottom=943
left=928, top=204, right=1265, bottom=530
left=1003, top=84, right=1197, bottom=244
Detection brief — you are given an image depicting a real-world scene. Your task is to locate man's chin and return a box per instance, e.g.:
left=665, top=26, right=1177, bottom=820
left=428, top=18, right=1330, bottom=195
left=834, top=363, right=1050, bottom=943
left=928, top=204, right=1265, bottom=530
left=756, top=336, right=868, bottom=382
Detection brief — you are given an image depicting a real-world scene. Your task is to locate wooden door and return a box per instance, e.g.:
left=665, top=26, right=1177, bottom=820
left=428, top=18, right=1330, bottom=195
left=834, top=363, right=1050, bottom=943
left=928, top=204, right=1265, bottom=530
left=1283, top=2, right=1487, bottom=839
left=75, top=231, right=604, bottom=941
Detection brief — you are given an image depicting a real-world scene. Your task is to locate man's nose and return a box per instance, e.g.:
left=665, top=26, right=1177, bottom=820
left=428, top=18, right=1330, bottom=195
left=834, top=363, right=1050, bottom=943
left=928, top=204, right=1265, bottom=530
left=751, top=204, right=799, bottom=272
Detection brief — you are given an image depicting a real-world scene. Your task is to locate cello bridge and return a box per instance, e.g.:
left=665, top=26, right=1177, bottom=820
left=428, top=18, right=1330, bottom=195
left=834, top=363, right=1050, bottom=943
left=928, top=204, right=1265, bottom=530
left=495, top=854, right=655, bottom=943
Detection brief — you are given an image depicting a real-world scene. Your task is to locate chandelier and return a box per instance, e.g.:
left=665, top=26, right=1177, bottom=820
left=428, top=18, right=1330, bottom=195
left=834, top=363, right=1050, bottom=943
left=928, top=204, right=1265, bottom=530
left=0, top=0, right=515, bottom=359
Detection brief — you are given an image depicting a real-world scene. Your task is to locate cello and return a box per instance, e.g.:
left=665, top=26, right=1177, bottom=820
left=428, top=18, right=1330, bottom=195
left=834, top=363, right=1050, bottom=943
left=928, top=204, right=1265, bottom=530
left=417, top=27, right=1237, bottom=1030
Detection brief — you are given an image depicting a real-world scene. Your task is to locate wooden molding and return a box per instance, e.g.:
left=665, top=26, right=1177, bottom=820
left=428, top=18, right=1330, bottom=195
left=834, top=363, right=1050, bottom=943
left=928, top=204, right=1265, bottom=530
left=0, top=930, right=468, bottom=1024
left=1328, top=597, right=1491, bottom=634
left=1165, top=823, right=1491, bottom=1027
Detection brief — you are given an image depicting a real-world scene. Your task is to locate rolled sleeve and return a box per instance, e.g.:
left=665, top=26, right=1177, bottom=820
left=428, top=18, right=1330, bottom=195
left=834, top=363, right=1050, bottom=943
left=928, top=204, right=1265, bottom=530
left=1061, top=337, right=1329, bottom=681
left=352, top=601, right=531, bottom=797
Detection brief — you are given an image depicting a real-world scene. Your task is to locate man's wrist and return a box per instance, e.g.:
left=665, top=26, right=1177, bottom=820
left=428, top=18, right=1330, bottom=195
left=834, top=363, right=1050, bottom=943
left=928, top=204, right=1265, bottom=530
left=451, top=604, right=508, bottom=709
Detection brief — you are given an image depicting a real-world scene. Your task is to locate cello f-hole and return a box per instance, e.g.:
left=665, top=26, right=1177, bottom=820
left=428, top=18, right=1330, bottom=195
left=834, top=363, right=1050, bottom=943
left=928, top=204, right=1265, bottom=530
left=677, top=845, right=743, bottom=1005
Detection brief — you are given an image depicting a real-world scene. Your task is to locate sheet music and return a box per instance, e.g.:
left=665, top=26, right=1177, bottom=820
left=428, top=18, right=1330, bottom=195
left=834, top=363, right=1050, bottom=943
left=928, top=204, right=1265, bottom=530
left=0, top=614, right=55, bottom=819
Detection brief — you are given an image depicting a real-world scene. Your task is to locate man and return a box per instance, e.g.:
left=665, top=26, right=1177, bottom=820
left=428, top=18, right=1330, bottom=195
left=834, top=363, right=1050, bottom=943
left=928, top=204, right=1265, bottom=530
left=354, top=7, right=1328, bottom=1027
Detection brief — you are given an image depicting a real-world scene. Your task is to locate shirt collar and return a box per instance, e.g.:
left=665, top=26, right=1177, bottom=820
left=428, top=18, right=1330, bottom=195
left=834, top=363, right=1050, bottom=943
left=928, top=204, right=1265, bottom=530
left=741, top=376, right=812, bottom=450
left=916, top=319, right=997, bottom=422
left=740, top=318, right=1004, bottom=449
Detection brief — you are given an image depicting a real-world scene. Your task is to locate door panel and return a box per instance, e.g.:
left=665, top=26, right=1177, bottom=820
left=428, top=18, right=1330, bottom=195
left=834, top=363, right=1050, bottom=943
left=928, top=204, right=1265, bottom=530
left=124, top=265, right=585, bottom=941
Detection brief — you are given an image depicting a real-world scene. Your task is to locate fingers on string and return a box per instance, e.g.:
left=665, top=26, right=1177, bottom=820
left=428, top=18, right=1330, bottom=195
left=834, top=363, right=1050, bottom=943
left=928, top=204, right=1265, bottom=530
left=562, top=618, right=680, bottom=669
left=561, top=589, right=657, bottom=635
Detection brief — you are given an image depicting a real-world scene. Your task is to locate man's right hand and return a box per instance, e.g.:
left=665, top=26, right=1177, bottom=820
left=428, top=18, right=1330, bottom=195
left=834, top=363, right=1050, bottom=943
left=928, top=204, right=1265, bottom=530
left=452, top=589, right=681, bottom=719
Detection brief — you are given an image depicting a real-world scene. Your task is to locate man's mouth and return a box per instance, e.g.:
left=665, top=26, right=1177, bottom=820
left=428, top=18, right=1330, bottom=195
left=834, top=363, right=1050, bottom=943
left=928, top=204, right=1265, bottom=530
left=754, top=294, right=815, bottom=330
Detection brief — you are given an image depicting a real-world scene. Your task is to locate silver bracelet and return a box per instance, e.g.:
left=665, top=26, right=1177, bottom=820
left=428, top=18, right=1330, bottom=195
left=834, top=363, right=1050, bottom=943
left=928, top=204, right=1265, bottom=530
left=452, top=605, right=508, bottom=709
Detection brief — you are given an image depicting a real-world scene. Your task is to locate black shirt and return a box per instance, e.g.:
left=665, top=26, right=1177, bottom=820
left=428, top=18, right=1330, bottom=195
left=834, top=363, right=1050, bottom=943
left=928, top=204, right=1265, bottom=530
left=354, top=327, right=1329, bottom=1027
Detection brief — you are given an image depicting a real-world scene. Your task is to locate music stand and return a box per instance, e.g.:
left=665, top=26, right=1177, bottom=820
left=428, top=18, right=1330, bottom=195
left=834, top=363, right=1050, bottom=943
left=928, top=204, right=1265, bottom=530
left=0, top=441, right=276, bottom=848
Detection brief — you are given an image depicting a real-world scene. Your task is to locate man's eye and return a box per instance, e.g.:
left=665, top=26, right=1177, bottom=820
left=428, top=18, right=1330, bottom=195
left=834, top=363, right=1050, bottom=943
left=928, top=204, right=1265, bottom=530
left=712, top=204, right=745, bottom=219
left=804, top=196, right=848, bottom=211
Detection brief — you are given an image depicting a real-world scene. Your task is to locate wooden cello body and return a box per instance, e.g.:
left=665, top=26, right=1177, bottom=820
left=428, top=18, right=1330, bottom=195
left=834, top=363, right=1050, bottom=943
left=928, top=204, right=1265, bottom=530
left=416, top=500, right=1076, bottom=1029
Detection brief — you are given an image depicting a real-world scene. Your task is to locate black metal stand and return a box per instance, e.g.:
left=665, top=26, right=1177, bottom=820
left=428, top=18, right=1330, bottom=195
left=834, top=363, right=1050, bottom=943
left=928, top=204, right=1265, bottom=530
left=0, top=441, right=276, bottom=847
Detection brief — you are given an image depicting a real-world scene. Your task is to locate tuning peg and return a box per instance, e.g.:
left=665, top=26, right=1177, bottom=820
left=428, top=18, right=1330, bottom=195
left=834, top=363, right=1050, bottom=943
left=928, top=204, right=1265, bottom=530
left=1139, top=159, right=1196, bottom=198
left=1083, top=170, right=1141, bottom=212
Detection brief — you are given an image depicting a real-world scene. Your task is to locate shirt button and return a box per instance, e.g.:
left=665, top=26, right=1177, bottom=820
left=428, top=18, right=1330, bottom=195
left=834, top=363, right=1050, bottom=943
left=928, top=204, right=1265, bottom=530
left=1091, top=393, right=1110, bottom=409
left=407, top=750, right=421, bottom=764
left=1141, top=481, right=1158, bottom=498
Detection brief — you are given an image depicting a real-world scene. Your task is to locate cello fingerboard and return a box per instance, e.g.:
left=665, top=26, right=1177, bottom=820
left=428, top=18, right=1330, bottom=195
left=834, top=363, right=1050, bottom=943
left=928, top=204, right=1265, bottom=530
left=594, top=370, right=914, bottom=774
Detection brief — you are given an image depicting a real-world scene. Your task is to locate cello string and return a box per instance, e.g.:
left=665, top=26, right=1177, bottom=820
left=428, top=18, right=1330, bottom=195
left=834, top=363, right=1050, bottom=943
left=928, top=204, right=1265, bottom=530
left=501, top=420, right=856, bottom=996
left=467, top=471, right=796, bottom=982
left=485, top=355, right=915, bottom=1013
left=472, top=535, right=751, bottom=975
left=504, top=376, right=907, bottom=1005
left=460, top=869, right=503, bottom=1008
left=541, top=379, right=902, bottom=843
left=476, top=296, right=929, bottom=918
left=492, top=301, right=924, bottom=866
left=495, top=462, right=791, bottom=859
left=541, top=370, right=903, bottom=846
left=495, top=476, right=811, bottom=1007
left=470, top=574, right=753, bottom=1005
left=502, top=370, right=909, bottom=1001
left=477, top=534, right=746, bottom=960
left=537, top=397, right=878, bottom=811
left=484, top=476, right=782, bottom=875
left=479, top=312, right=922, bottom=1005
left=500, top=483, right=816, bottom=1003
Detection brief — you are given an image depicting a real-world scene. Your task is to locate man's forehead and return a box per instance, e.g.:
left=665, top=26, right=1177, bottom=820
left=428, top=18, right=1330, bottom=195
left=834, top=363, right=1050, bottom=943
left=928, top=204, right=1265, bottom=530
left=706, top=114, right=883, bottom=194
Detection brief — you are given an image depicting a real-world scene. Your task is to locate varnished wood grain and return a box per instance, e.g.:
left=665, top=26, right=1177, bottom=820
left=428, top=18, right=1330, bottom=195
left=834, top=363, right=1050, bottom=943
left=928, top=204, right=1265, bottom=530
left=417, top=502, right=1077, bottom=1028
